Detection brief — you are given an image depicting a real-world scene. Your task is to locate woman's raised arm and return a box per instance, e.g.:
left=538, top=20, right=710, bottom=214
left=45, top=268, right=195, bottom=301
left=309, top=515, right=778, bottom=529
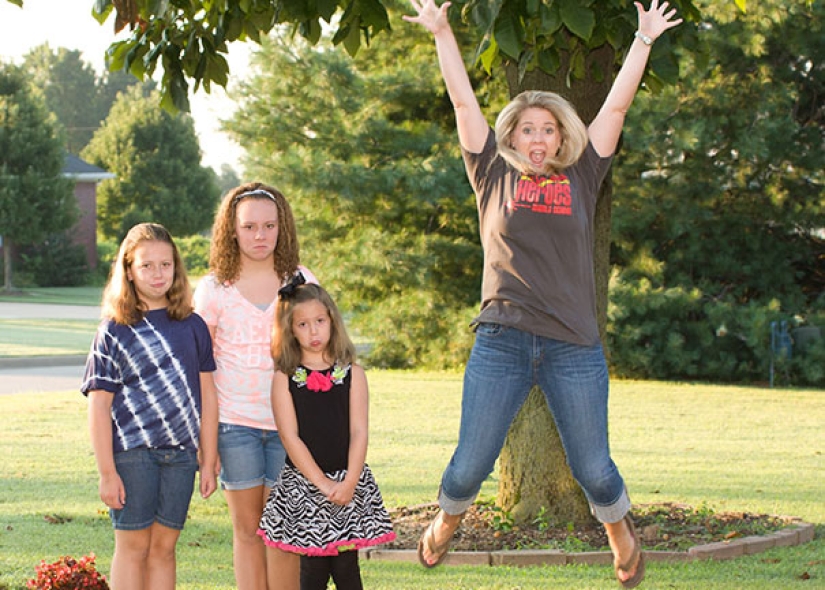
left=403, top=0, right=489, bottom=153
left=588, top=0, right=682, bottom=157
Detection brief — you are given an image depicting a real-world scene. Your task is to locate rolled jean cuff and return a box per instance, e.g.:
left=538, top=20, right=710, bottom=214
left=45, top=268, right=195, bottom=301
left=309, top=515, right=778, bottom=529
left=437, top=487, right=476, bottom=516
left=590, top=487, right=632, bottom=524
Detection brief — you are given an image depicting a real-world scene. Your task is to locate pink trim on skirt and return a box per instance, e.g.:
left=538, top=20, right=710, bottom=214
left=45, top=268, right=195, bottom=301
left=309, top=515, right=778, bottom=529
left=257, top=529, right=397, bottom=557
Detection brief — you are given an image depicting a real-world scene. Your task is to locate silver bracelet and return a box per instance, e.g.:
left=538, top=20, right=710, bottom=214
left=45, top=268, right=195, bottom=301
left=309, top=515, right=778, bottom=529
left=634, top=30, right=654, bottom=46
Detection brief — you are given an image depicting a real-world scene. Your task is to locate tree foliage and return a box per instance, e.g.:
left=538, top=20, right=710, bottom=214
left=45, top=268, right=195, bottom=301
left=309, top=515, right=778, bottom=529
left=66, top=0, right=720, bottom=112
left=224, top=23, right=487, bottom=366
left=21, top=44, right=147, bottom=155
left=0, top=63, right=76, bottom=290
left=81, top=85, right=219, bottom=241
left=609, top=0, right=825, bottom=384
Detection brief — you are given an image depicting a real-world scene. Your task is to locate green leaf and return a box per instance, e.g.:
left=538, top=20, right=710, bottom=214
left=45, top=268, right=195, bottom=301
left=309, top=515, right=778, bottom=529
left=316, top=0, right=338, bottom=22
left=477, top=34, right=497, bottom=73
left=536, top=46, right=560, bottom=75
left=357, top=0, right=390, bottom=31
left=493, top=5, right=523, bottom=59
left=300, top=19, right=323, bottom=44
left=343, top=19, right=363, bottom=57
left=106, top=40, right=132, bottom=72
left=569, top=45, right=584, bottom=79
left=465, top=0, right=496, bottom=31
left=205, top=52, right=229, bottom=88
left=558, top=0, right=595, bottom=41
left=92, top=0, right=113, bottom=24
left=517, top=49, right=534, bottom=84
left=538, top=2, right=561, bottom=36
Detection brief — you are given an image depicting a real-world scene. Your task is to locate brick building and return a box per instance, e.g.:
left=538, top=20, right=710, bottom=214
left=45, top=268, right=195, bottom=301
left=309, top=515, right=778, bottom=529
left=60, top=154, right=115, bottom=270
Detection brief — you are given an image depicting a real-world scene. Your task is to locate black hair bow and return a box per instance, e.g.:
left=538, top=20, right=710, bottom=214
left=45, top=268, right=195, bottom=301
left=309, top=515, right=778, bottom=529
left=278, top=272, right=306, bottom=298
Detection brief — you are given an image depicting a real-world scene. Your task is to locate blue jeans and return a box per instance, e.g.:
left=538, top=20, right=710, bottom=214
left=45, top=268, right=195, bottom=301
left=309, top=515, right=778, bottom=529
left=439, top=323, right=630, bottom=524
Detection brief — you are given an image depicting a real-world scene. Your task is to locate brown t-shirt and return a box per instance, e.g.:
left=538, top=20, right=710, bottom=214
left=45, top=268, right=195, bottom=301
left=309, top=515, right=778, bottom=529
left=463, top=129, right=612, bottom=346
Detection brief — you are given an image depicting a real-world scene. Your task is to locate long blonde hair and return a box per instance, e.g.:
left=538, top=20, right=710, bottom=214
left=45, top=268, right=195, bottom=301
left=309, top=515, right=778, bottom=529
left=209, top=182, right=301, bottom=284
left=101, top=223, right=193, bottom=325
left=494, top=90, right=589, bottom=174
left=272, top=282, right=356, bottom=375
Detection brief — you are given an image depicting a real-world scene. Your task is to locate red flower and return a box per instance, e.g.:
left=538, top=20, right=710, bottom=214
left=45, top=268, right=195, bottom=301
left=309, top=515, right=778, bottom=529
left=28, top=554, right=109, bottom=589
left=306, top=370, right=333, bottom=392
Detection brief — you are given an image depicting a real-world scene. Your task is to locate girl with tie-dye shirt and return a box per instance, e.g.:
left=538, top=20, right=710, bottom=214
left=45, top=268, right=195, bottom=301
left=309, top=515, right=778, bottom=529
left=83, top=223, right=218, bottom=590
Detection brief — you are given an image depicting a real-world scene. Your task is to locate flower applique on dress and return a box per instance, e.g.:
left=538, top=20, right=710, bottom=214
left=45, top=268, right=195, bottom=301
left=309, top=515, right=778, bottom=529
left=292, top=363, right=350, bottom=393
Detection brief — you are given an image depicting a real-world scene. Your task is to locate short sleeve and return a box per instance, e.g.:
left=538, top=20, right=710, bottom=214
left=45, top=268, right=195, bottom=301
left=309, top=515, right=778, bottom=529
left=193, top=275, right=221, bottom=327
left=80, top=322, right=122, bottom=396
left=192, top=313, right=217, bottom=373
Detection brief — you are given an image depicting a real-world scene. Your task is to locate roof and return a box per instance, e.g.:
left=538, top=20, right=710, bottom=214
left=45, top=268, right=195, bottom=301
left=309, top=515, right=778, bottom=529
left=62, top=153, right=116, bottom=182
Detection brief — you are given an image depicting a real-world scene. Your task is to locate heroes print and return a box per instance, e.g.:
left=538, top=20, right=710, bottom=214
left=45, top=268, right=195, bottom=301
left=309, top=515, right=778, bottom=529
left=509, top=173, right=573, bottom=216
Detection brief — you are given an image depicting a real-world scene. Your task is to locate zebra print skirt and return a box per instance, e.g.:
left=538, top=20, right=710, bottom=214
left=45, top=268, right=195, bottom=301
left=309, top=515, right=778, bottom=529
left=257, top=464, right=396, bottom=556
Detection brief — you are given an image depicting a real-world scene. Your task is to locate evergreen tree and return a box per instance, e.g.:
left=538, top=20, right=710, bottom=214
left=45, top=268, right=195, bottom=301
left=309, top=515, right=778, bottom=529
left=22, top=44, right=144, bottom=155
left=0, top=63, right=75, bottom=290
left=610, top=1, right=825, bottom=382
left=224, top=26, right=487, bottom=368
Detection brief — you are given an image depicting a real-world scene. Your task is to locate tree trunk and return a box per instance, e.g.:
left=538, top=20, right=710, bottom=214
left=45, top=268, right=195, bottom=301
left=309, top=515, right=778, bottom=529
left=2, top=237, right=13, bottom=292
left=497, top=44, right=616, bottom=524
left=497, top=386, right=592, bottom=524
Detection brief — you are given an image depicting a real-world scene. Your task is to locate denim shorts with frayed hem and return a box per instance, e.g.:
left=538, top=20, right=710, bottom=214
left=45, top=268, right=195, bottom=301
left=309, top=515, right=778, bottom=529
left=218, top=423, right=286, bottom=490
left=111, top=447, right=198, bottom=531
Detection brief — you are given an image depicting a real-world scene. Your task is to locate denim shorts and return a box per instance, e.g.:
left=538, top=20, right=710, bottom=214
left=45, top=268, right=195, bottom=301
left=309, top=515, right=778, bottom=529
left=218, top=423, right=286, bottom=490
left=111, top=447, right=198, bottom=531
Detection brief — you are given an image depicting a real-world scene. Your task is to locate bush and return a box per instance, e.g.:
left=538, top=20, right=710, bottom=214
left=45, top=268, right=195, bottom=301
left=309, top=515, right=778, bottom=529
left=17, top=233, right=89, bottom=287
left=176, top=234, right=211, bottom=277
left=95, top=239, right=119, bottom=282
left=95, top=234, right=211, bottom=283
left=607, top=273, right=825, bottom=386
left=354, top=292, right=476, bottom=370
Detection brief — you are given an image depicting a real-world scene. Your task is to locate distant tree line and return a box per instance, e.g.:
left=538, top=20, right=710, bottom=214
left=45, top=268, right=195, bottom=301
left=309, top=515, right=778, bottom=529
left=1, top=44, right=224, bottom=290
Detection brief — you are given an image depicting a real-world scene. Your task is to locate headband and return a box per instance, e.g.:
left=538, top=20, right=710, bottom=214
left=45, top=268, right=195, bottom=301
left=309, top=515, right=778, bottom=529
left=232, top=188, right=277, bottom=205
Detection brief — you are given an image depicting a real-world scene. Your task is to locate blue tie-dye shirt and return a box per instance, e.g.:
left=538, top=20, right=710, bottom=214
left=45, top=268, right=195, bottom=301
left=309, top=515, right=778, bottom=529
left=81, top=308, right=216, bottom=453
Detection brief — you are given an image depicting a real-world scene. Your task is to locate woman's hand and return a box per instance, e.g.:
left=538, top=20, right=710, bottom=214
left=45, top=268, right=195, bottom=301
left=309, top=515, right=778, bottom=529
left=402, top=0, right=451, bottom=35
left=635, top=0, right=683, bottom=42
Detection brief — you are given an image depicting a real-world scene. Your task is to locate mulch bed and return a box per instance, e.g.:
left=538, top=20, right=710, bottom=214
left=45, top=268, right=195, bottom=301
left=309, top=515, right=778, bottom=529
left=383, top=501, right=792, bottom=553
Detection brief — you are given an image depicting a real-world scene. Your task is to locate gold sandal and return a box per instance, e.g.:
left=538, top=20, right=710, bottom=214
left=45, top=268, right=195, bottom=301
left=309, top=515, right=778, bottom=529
left=615, top=514, right=645, bottom=588
left=416, top=512, right=456, bottom=569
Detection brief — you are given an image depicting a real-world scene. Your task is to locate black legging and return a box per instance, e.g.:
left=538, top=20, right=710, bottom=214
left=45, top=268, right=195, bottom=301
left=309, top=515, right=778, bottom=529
left=300, top=552, right=363, bottom=590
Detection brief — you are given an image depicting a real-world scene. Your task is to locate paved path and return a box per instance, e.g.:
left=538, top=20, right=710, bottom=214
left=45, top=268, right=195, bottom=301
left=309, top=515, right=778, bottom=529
left=0, top=301, right=100, bottom=320
left=0, top=302, right=98, bottom=395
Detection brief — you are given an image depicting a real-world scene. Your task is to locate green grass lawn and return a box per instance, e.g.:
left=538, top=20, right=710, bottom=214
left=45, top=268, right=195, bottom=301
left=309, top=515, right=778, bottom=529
left=0, top=287, right=101, bottom=357
left=0, top=375, right=822, bottom=589
left=0, top=318, right=98, bottom=357
left=0, top=286, right=103, bottom=306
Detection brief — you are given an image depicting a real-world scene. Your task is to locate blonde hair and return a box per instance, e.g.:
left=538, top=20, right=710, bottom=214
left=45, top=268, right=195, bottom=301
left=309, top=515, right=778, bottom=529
left=272, top=283, right=356, bottom=375
left=101, top=223, right=193, bottom=325
left=209, top=182, right=301, bottom=284
left=494, top=90, right=589, bottom=174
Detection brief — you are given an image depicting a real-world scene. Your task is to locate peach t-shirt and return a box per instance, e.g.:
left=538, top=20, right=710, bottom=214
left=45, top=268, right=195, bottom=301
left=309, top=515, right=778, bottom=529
left=193, top=266, right=317, bottom=429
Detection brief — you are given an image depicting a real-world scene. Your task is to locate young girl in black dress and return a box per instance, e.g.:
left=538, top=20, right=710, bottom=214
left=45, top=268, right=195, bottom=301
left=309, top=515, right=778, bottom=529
left=258, top=279, right=395, bottom=590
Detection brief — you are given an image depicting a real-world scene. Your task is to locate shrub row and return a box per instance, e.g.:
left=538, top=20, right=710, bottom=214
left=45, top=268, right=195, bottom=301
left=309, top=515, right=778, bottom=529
left=607, top=276, right=824, bottom=387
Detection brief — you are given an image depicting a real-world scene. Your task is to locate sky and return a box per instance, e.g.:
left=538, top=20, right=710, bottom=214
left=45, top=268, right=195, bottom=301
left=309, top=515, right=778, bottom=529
left=0, top=0, right=250, bottom=173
